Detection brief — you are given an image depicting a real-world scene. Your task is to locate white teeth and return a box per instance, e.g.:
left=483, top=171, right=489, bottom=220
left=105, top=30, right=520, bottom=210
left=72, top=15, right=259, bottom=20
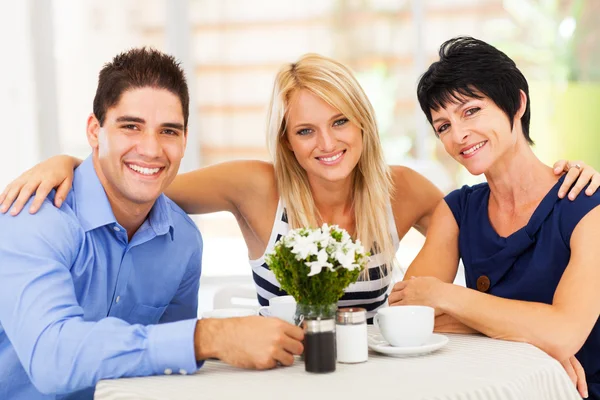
left=463, top=142, right=485, bottom=155
left=319, top=152, right=343, bottom=162
left=127, top=164, right=161, bottom=175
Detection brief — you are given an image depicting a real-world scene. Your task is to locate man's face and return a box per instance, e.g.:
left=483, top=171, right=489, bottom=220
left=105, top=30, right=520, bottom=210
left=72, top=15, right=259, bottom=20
left=87, top=87, right=187, bottom=209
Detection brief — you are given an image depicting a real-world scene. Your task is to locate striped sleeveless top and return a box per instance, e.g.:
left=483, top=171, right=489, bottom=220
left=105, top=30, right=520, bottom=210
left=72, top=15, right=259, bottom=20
left=249, top=199, right=400, bottom=321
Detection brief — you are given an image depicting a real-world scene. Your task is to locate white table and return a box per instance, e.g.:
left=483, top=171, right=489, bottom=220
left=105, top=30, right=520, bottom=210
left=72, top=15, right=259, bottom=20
left=95, top=328, right=580, bottom=400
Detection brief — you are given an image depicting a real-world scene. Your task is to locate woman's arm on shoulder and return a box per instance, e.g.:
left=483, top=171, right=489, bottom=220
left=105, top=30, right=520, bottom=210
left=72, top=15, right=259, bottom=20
left=390, top=166, right=444, bottom=236
left=0, top=155, right=82, bottom=215
left=165, top=160, right=277, bottom=215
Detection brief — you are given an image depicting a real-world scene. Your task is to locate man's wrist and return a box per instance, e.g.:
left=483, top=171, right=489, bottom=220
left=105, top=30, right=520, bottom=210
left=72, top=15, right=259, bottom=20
left=194, top=319, right=221, bottom=360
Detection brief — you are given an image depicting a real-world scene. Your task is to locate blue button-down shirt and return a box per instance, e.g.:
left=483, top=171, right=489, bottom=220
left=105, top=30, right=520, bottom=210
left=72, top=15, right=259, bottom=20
left=0, top=156, right=203, bottom=399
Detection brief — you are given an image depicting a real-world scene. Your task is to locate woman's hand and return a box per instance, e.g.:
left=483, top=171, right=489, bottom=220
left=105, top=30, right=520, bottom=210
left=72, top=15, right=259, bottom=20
left=434, top=313, right=479, bottom=334
left=560, top=355, right=588, bottom=398
left=0, top=155, right=79, bottom=216
left=553, top=160, right=600, bottom=200
left=388, top=276, right=448, bottom=309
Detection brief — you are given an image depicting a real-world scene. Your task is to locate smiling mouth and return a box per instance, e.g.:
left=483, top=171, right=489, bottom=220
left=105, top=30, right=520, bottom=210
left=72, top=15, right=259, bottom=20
left=316, top=150, right=346, bottom=163
left=461, top=141, right=487, bottom=156
left=126, top=163, right=164, bottom=176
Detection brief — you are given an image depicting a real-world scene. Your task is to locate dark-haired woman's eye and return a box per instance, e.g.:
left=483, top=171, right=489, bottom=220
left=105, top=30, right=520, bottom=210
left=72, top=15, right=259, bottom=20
left=333, top=118, right=348, bottom=127
left=465, top=107, right=480, bottom=116
left=437, top=123, right=450, bottom=134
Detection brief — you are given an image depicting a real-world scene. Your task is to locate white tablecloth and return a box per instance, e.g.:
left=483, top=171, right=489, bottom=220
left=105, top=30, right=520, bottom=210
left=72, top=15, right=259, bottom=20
left=95, top=327, right=580, bottom=400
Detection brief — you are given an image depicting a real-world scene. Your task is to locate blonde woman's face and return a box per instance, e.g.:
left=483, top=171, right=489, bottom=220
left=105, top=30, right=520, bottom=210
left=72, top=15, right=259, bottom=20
left=285, top=89, right=363, bottom=185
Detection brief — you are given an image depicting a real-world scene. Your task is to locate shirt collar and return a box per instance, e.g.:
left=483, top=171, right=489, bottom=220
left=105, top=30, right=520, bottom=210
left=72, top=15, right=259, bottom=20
left=148, top=193, right=175, bottom=240
left=73, top=156, right=175, bottom=239
left=73, top=156, right=118, bottom=232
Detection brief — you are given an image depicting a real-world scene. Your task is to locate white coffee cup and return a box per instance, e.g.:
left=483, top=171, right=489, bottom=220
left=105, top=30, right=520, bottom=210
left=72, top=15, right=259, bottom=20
left=258, top=295, right=296, bottom=323
left=373, top=306, right=434, bottom=347
left=202, top=308, right=257, bottom=319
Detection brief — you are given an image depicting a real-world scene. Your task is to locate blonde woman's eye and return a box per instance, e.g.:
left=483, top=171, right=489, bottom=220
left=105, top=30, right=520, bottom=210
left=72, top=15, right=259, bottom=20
left=333, top=118, right=348, bottom=127
left=465, top=107, right=480, bottom=116
left=297, top=128, right=312, bottom=136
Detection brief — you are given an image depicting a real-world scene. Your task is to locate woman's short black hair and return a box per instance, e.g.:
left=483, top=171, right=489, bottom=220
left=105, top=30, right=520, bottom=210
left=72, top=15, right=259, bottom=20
left=417, top=36, right=533, bottom=145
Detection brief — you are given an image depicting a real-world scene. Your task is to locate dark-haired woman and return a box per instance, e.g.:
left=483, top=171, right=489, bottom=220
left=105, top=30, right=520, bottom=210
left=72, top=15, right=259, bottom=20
left=391, top=36, right=600, bottom=399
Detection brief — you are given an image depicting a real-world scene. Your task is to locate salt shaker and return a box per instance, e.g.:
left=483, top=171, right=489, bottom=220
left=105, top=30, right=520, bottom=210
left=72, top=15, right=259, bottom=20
left=336, top=307, right=368, bottom=363
left=303, top=318, right=336, bottom=373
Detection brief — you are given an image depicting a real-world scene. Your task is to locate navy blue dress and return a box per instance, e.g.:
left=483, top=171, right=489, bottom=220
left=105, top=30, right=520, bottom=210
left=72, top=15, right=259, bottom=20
left=445, top=176, right=600, bottom=399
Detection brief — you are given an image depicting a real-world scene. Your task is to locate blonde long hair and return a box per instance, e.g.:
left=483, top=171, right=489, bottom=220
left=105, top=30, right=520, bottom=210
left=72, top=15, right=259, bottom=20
left=266, top=53, right=395, bottom=273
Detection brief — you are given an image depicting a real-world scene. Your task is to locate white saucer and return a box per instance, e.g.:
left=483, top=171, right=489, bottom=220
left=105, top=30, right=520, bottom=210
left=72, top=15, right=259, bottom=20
left=202, top=308, right=257, bottom=319
left=258, top=307, right=296, bottom=323
left=368, top=333, right=449, bottom=357
left=258, top=307, right=272, bottom=317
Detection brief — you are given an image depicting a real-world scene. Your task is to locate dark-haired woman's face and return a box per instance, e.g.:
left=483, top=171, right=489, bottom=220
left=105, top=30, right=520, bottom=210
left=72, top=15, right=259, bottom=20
left=431, top=95, right=516, bottom=176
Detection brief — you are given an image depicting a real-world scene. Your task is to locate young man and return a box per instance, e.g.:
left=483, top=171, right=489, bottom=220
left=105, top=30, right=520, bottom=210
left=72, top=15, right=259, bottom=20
left=0, top=48, right=303, bottom=400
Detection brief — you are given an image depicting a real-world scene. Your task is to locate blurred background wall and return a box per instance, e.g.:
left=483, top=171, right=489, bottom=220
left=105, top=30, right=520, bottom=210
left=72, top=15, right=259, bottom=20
left=1, top=0, right=598, bottom=312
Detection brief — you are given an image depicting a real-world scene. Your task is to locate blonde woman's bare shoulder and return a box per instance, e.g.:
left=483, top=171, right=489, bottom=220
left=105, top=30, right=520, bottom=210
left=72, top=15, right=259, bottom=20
left=390, top=165, right=430, bottom=190
left=219, top=160, right=278, bottom=197
left=389, top=165, right=444, bottom=234
left=221, top=159, right=274, bottom=175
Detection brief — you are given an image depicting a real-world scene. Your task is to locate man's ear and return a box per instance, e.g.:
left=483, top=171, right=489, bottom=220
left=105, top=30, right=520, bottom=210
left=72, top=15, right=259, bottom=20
left=86, top=113, right=101, bottom=149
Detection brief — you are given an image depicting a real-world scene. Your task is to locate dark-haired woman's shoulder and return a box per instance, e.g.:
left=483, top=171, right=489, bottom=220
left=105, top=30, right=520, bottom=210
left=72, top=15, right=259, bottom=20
left=443, top=181, right=489, bottom=228
left=390, top=165, right=444, bottom=236
left=556, top=185, right=600, bottom=245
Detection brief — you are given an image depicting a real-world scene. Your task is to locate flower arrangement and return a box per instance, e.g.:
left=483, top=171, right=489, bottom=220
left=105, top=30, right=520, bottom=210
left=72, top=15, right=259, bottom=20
left=265, top=224, right=370, bottom=307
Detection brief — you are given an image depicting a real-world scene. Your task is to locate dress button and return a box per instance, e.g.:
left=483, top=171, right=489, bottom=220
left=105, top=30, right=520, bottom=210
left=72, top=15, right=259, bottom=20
left=476, top=275, right=491, bottom=292
left=164, top=368, right=172, bottom=375
left=179, top=369, right=187, bottom=375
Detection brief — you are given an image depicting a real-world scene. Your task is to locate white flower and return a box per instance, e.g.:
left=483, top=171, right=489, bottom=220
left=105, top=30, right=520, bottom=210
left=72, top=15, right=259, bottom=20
left=307, top=249, right=333, bottom=276
left=313, top=225, right=332, bottom=249
left=334, top=247, right=358, bottom=270
left=290, top=232, right=319, bottom=260
left=340, top=229, right=352, bottom=244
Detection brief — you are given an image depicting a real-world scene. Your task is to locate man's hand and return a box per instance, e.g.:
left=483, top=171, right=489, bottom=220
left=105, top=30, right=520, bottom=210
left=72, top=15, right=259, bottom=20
left=194, top=316, right=304, bottom=370
left=561, top=356, right=588, bottom=398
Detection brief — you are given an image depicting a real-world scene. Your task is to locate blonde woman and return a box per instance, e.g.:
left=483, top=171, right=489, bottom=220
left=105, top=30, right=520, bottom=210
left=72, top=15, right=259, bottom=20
left=1, top=54, right=597, bottom=322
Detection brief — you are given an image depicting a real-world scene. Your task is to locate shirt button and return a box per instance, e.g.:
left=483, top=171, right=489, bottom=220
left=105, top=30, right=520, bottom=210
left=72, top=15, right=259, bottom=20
left=476, top=275, right=491, bottom=292
left=164, top=368, right=172, bottom=375
left=113, top=226, right=120, bottom=232
left=115, top=296, right=120, bottom=303
left=179, top=369, right=187, bottom=375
